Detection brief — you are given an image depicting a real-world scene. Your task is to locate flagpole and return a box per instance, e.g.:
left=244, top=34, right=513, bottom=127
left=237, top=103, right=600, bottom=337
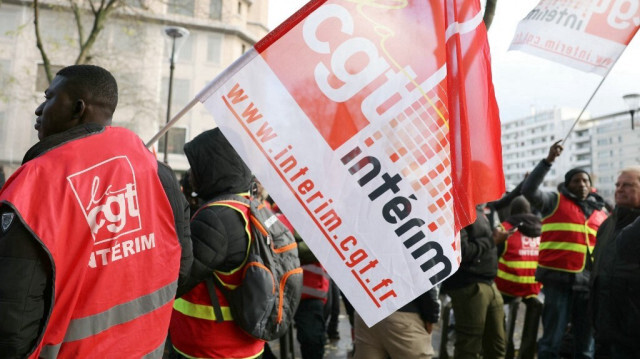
left=561, top=54, right=626, bottom=145
left=146, top=49, right=258, bottom=148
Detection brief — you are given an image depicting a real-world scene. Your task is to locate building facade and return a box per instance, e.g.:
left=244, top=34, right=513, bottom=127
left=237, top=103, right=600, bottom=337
left=501, top=107, right=591, bottom=191
left=0, top=0, right=269, bottom=175
left=502, top=107, right=638, bottom=205
left=588, top=110, right=640, bottom=202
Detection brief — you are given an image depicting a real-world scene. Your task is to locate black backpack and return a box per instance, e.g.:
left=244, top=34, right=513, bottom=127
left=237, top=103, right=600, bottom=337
left=202, top=194, right=303, bottom=341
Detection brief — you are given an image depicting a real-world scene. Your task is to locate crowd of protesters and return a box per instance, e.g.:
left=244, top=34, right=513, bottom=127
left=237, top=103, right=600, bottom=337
left=1, top=64, right=639, bottom=359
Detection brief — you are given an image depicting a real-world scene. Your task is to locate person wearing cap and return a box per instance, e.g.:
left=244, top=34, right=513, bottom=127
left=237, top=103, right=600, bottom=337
left=521, top=140, right=607, bottom=359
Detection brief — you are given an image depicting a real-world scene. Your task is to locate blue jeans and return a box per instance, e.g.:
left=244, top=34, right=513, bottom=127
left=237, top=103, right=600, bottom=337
left=538, top=285, right=594, bottom=359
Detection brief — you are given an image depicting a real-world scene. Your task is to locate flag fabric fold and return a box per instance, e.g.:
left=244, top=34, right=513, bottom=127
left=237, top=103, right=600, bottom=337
left=197, top=0, right=503, bottom=326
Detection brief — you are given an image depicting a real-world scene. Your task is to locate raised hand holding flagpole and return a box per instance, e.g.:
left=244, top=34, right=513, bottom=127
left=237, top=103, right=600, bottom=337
left=508, top=0, right=640, bottom=144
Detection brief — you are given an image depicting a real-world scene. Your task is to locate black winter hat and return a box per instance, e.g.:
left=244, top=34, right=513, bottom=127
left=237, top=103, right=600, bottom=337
left=564, top=168, right=591, bottom=185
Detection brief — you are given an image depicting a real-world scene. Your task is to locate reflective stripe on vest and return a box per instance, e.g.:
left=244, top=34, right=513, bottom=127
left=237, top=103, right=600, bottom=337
left=301, top=264, right=329, bottom=301
left=173, top=297, right=234, bottom=321
left=541, top=222, right=598, bottom=236
left=538, top=194, right=606, bottom=272
left=498, top=258, right=538, bottom=269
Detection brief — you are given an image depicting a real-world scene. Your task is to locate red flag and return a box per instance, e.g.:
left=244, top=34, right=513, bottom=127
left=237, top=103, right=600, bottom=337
left=446, top=0, right=504, bottom=231
left=197, top=0, right=504, bottom=325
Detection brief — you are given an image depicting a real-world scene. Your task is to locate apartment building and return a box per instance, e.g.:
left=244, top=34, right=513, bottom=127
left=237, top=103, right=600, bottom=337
left=502, top=107, right=639, bottom=204
left=589, top=110, right=640, bottom=202
left=0, top=0, right=269, bottom=175
left=501, top=107, right=591, bottom=191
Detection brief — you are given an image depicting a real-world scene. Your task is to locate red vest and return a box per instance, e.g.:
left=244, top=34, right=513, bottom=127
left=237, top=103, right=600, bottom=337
left=0, top=127, right=181, bottom=358
left=539, top=194, right=607, bottom=272
left=301, top=263, right=330, bottom=303
left=495, top=222, right=542, bottom=298
left=170, top=197, right=264, bottom=359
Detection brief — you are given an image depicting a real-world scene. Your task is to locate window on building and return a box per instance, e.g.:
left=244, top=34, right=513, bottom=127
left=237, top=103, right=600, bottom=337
left=0, top=12, right=17, bottom=38
left=35, top=64, right=64, bottom=92
left=158, top=127, right=187, bottom=155
left=161, top=78, right=191, bottom=110
left=207, top=34, right=222, bottom=64
left=210, top=0, right=222, bottom=19
left=168, top=0, right=195, bottom=16
left=126, top=0, right=146, bottom=8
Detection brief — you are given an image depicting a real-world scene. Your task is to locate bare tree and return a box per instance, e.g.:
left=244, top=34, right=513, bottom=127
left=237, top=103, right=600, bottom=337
left=34, top=0, right=122, bottom=83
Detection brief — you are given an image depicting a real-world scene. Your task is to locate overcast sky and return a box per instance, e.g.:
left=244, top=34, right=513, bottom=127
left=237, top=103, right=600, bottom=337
left=267, top=0, right=640, bottom=121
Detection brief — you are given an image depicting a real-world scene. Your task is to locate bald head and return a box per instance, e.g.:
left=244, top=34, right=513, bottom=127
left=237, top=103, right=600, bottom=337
left=615, top=166, right=640, bottom=208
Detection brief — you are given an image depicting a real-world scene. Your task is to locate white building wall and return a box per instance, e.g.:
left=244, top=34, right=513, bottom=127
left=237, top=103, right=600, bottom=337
left=0, top=0, right=269, bottom=175
left=501, top=107, right=591, bottom=192
left=590, top=113, right=640, bottom=203
left=502, top=107, right=639, bottom=205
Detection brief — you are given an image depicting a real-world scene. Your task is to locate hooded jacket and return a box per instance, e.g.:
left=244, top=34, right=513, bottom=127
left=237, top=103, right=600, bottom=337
left=176, top=128, right=253, bottom=297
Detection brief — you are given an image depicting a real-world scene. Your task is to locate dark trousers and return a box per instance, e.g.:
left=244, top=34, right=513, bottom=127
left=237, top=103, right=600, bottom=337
left=503, top=295, right=543, bottom=359
left=448, top=282, right=506, bottom=359
left=327, top=279, right=341, bottom=337
left=538, top=285, right=593, bottom=359
left=295, top=299, right=326, bottom=359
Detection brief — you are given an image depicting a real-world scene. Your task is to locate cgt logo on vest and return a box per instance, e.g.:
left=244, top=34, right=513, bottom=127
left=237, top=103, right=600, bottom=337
left=519, top=235, right=540, bottom=257
left=68, top=157, right=156, bottom=268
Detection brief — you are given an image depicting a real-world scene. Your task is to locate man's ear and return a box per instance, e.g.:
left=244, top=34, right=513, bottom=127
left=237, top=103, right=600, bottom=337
left=73, top=99, right=86, bottom=120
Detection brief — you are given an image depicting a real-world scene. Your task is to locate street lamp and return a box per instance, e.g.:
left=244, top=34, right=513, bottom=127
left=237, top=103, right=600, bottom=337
left=163, top=26, right=189, bottom=164
left=622, top=93, right=640, bottom=130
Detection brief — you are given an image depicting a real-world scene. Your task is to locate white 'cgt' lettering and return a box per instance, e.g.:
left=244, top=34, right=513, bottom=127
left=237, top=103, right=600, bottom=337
left=302, top=4, right=448, bottom=125
left=87, top=180, right=139, bottom=234
left=303, top=4, right=390, bottom=103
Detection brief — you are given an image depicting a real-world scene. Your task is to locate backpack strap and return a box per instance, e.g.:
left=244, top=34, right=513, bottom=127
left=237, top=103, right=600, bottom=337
left=204, top=276, right=225, bottom=323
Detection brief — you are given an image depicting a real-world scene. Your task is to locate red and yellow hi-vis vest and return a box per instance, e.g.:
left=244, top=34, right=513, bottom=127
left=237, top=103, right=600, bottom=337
left=301, top=263, right=330, bottom=303
left=0, top=127, right=181, bottom=358
left=495, top=222, right=542, bottom=298
left=539, top=194, right=607, bottom=272
left=170, top=198, right=264, bottom=359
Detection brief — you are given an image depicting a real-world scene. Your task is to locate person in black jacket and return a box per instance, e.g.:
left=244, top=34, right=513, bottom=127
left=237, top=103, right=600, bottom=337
left=169, top=128, right=265, bottom=358
left=0, top=65, right=192, bottom=358
left=442, top=205, right=507, bottom=358
left=521, top=141, right=606, bottom=359
left=590, top=166, right=640, bottom=358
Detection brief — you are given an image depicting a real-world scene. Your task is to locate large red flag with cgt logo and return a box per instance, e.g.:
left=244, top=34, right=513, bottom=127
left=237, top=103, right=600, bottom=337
left=196, top=0, right=503, bottom=325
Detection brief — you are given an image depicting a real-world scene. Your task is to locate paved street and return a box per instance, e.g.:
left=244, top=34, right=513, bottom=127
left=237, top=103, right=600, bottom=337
left=269, top=298, right=536, bottom=359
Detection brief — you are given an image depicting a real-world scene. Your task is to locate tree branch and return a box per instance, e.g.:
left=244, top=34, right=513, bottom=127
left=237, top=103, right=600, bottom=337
left=33, top=0, right=53, bottom=84
left=88, top=0, right=97, bottom=14
left=75, top=0, right=119, bottom=64
left=68, top=0, right=85, bottom=48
